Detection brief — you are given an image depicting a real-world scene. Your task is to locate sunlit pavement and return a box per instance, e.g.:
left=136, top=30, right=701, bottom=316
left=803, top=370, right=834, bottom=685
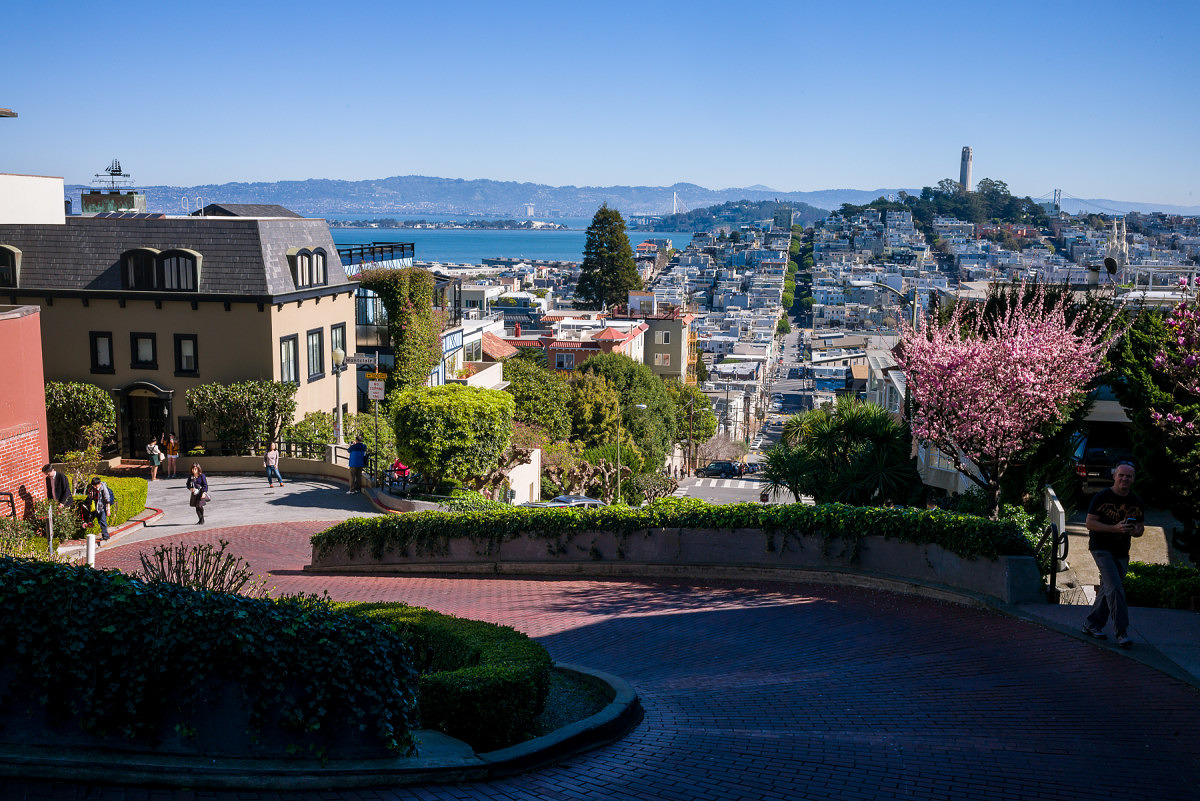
left=8, top=518, right=1199, bottom=801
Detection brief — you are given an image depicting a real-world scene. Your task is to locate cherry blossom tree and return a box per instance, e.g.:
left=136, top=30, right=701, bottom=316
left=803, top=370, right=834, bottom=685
left=897, top=282, right=1121, bottom=518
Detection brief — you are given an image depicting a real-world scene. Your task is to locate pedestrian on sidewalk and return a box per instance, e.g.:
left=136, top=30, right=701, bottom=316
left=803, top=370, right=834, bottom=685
left=1082, top=462, right=1144, bottom=649
left=187, top=463, right=209, bottom=524
left=264, top=442, right=284, bottom=488
left=347, top=435, right=368, bottom=494
left=146, top=437, right=162, bottom=481
left=164, top=433, right=179, bottom=478
left=42, top=464, right=72, bottom=508
left=86, top=476, right=114, bottom=543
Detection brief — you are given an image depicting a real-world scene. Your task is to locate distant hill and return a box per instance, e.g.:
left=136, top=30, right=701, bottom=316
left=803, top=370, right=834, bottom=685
left=61, top=175, right=1200, bottom=220
left=634, top=199, right=825, bottom=231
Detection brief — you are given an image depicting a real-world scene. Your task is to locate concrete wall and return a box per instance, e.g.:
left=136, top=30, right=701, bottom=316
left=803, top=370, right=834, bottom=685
left=0, top=174, right=64, bottom=225
left=0, top=305, right=49, bottom=517
left=181, top=455, right=355, bottom=485
left=309, top=526, right=1045, bottom=605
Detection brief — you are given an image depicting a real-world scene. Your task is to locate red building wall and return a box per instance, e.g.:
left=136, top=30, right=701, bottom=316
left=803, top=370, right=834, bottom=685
left=0, top=306, right=50, bottom=518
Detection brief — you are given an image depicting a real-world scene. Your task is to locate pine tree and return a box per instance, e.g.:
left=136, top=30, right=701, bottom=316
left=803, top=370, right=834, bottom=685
left=575, top=204, right=642, bottom=310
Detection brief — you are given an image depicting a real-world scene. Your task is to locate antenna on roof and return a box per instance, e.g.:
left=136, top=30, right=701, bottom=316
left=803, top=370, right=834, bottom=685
left=92, top=159, right=133, bottom=190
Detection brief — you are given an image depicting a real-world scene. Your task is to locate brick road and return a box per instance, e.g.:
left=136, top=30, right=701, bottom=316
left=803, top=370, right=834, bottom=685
left=6, top=520, right=1200, bottom=801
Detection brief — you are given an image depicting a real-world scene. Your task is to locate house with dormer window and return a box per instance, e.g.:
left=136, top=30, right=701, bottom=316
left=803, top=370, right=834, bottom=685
left=0, top=177, right=357, bottom=455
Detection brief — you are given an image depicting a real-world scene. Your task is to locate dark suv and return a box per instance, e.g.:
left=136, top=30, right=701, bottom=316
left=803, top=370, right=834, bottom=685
left=1072, top=424, right=1135, bottom=494
left=696, top=461, right=739, bottom=478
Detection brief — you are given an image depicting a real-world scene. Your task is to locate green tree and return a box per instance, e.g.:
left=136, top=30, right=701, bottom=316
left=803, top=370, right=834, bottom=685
left=578, top=353, right=676, bottom=469
left=766, top=397, right=919, bottom=505
left=45, top=382, right=116, bottom=459
left=358, top=267, right=444, bottom=391
left=282, top=410, right=398, bottom=466
left=502, top=358, right=572, bottom=441
left=185, top=381, right=298, bottom=447
left=667, top=382, right=717, bottom=465
left=575, top=204, right=642, bottom=310
left=694, top=357, right=710, bottom=383
left=392, top=385, right=513, bottom=486
left=776, top=316, right=791, bottom=335
left=569, top=372, right=620, bottom=448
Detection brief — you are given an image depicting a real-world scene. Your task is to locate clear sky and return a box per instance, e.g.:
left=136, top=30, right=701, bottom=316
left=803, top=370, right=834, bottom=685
left=4, top=0, right=1198, bottom=206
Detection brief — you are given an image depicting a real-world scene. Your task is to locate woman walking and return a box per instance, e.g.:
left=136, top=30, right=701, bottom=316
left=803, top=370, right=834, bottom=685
left=164, top=433, right=180, bottom=478
left=264, top=442, right=284, bottom=488
left=186, top=463, right=209, bottom=524
left=146, top=437, right=162, bottom=481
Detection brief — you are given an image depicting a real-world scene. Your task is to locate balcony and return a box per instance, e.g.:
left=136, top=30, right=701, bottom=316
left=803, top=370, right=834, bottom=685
left=338, top=242, right=415, bottom=272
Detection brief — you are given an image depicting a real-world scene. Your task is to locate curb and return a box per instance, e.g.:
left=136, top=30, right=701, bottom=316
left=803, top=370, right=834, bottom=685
left=0, top=664, right=640, bottom=791
left=57, top=507, right=165, bottom=560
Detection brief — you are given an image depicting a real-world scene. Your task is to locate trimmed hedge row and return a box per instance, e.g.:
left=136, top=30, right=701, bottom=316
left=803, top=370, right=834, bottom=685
left=0, top=558, right=418, bottom=758
left=313, top=497, right=1032, bottom=564
left=344, top=602, right=552, bottom=752
left=1126, top=562, right=1200, bottom=610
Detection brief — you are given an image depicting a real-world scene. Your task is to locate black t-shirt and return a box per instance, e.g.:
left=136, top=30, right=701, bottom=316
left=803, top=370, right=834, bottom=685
left=1087, top=487, right=1145, bottom=559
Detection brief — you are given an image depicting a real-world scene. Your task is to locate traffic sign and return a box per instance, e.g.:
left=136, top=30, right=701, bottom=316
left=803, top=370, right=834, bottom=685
left=367, top=380, right=385, bottom=400
left=365, top=372, right=387, bottom=380
left=343, top=353, right=377, bottom=366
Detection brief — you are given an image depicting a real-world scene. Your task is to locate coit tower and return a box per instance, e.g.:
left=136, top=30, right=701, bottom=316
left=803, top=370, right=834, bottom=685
left=960, top=146, right=973, bottom=193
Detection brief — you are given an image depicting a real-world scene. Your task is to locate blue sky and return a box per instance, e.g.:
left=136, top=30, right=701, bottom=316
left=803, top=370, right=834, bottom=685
left=4, top=0, right=1198, bottom=205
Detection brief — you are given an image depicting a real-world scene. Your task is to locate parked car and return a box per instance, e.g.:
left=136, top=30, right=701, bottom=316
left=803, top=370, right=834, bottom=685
left=1072, top=424, right=1135, bottom=494
left=696, top=461, right=739, bottom=478
left=550, top=495, right=607, bottom=508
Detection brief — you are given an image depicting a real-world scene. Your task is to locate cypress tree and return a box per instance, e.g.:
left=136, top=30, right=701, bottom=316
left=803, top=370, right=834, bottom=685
left=575, top=204, right=642, bottom=310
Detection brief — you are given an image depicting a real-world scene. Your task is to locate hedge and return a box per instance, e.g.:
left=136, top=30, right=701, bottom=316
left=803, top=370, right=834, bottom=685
left=312, top=497, right=1032, bottom=564
left=1125, top=562, right=1200, bottom=610
left=80, top=475, right=148, bottom=535
left=0, top=558, right=418, bottom=757
left=343, top=602, right=552, bottom=752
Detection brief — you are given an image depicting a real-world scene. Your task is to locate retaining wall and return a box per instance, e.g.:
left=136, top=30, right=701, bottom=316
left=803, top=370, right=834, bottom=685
left=308, top=527, right=1045, bottom=604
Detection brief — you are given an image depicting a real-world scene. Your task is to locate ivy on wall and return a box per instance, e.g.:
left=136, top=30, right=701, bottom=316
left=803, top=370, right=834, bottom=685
left=359, top=267, right=445, bottom=392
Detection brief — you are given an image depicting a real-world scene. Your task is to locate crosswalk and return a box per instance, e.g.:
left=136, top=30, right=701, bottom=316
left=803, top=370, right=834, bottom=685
left=672, top=478, right=763, bottom=497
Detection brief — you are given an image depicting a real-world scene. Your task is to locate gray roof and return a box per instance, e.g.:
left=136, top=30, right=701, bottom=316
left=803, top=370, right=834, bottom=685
left=193, top=203, right=304, bottom=218
left=0, top=216, right=350, bottom=296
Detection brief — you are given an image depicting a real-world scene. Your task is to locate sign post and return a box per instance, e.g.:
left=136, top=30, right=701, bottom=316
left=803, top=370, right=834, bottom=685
left=365, top=353, right=384, bottom=481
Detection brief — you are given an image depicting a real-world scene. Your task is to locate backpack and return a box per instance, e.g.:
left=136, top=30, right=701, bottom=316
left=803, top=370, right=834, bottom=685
left=105, top=484, right=116, bottom=507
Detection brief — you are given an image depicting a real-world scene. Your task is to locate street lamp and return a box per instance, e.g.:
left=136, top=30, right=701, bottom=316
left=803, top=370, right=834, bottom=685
left=616, top=401, right=647, bottom=505
left=332, top=347, right=346, bottom=446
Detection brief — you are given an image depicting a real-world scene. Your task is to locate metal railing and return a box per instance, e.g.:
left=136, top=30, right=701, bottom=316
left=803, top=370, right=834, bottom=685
left=183, top=440, right=328, bottom=459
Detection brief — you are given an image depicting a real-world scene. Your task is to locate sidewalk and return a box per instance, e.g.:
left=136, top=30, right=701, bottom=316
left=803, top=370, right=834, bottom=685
left=93, top=472, right=381, bottom=550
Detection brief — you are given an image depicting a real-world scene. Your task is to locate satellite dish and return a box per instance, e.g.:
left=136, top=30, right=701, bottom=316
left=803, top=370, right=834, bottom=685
left=1104, top=257, right=1118, bottom=275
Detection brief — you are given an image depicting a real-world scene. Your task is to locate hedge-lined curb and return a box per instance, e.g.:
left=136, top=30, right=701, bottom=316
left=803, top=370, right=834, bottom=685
left=0, top=558, right=418, bottom=759
left=343, top=602, right=552, bottom=752
left=312, top=498, right=1031, bottom=564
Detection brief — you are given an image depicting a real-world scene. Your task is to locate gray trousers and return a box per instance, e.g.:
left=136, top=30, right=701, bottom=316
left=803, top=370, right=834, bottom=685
left=1086, top=550, right=1129, bottom=636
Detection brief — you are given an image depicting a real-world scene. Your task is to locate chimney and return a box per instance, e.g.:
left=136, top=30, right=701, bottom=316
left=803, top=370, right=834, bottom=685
left=515, top=322, right=522, bottom=336
left=1087, top=265, right=1100, bottom=288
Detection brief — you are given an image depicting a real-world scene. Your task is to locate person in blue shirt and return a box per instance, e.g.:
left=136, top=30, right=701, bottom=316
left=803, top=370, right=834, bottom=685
left=347, top=435, right=368, bottom=494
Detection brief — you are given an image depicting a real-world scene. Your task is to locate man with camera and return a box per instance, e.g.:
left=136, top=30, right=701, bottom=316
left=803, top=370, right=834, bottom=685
left=1081, top=462, right=1144, bottom=649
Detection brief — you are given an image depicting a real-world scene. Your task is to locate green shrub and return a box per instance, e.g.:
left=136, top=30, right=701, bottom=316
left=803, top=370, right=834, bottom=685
left=313, top=497, right=1031, bottom=564
left=441, top=489, right=508, bottom=513
left=1126, top=562, right=1200, bottom=610
left=343, top=602, right=551, bottom=752
left=0, top=558, right=417, bottom=756
left=81, top=476, right=148, bottom=536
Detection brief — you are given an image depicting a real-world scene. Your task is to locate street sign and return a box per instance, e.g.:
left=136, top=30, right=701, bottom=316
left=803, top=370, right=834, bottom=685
left=365, top=372, right=387, bottom=380
left=367, top=380, right=385, bottom=400
left=343, top=354, right=377, bottom=366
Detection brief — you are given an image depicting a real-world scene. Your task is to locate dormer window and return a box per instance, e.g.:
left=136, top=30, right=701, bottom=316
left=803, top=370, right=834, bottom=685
left=161, top=250, right=198, bottom=290
left=123, top=249, right=159, bottom=289
left=289, top=247, right=329, bottom=289
left=0, top=245, right=18, bottom=287
left=121, top=248, right=201, bottom=291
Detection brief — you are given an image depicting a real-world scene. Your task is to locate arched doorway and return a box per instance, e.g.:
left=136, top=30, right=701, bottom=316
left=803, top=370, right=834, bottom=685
left=113, top=381, right=174, bottom=458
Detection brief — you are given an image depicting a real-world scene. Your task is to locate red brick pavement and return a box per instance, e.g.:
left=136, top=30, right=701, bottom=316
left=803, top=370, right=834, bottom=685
left=6, top=521, right=1200, bottom=801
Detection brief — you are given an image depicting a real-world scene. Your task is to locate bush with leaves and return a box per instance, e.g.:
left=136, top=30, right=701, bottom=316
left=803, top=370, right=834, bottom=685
left=0, top=557, right=418, bottom=757
left=359, top=267, right=445, bottom=392
left=578, top=352, right=676, bottom=469
left=503, top=358, right=572, bottom=441
left=45, top=382, right=116, bottom=460
left=392, top=384, right=514, bottom=487
left=185, top=380, right=298, bottom=448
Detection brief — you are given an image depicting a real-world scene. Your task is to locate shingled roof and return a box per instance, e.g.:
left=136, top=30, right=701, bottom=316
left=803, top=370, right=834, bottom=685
left=193, top=203, right=305, bottom=218
left=0, top=216, right=350, bottom=296
left=482, top=331, right=519, bottom=361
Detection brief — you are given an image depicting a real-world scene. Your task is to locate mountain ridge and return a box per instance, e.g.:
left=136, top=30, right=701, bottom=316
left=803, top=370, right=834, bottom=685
left=64, top=175, right=1200, bottom=220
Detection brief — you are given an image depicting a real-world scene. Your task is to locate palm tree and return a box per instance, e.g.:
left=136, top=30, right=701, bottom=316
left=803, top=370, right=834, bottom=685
left=764, top=397, right=919, bottom=506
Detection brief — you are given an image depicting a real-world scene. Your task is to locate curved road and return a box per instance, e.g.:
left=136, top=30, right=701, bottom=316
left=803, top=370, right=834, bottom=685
left=8, top=520, right=1200, bottom=801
